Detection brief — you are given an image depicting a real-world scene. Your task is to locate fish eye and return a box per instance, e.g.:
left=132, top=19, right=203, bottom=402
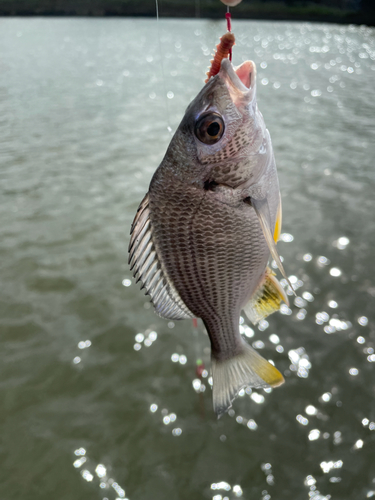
left=194, top=112, right=225, bottom=145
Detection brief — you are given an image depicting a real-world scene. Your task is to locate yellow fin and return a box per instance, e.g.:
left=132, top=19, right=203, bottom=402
left=273, top=197, right=282, bottom=243
left=212, top=340, right=284, bottom=417
left=252, top=354, right=285, bottom=388
left=243, top=267, right=289, bottom=325
left=252, top=198, right=296, bottom=296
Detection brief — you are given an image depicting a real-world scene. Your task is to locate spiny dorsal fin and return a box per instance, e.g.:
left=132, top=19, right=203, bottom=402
left=243, top=267, right=289, bottom=325
left=128, top=193, right=194, bottom=321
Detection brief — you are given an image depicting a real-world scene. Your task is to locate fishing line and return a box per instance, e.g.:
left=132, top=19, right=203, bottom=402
left=155, top=0, right=172, bottom=135
left=225, top=7, right=232, bottom=61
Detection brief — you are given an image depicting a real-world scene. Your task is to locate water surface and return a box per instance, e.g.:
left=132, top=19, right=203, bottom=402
left=1, top=17, right=375, bottom=500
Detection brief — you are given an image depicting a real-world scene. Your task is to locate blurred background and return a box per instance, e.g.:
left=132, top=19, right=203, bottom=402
left=0, top=2, right=375, bottom=500
left=0, top=0, right=374, bottom=24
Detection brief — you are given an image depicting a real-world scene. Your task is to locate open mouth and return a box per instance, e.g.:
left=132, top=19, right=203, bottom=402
left=235, top=61, right=253, bottom=89
left=220, top=58, right=255, bottom=93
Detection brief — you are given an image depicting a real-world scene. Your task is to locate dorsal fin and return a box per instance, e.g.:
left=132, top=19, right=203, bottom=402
left=128, top=193, right=194, bottom=320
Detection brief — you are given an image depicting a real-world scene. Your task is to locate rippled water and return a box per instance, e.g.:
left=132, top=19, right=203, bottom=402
left=1, top=17, right=375, bottom=500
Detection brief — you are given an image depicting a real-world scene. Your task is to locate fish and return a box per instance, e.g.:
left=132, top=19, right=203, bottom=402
left=128, top=56, right=292, bottom=417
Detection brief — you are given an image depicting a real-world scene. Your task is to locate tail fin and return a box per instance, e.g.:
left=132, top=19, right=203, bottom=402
left=211, top=341, right=284, bottom=417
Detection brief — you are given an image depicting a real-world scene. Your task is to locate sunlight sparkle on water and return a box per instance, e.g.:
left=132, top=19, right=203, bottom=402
left=326, top=318, right=351, bottom=332
left=296, top=414, right=309, bottom=426
left=354, top=439, right=364, bottom=449
left=330, top=267, right=342, bottom=277
left=328, top=300, right=338, bottom=308
left=192, top=378, right=202, bottom=392
left=243, top=325, right=254, bottom=338
left=111, top=482, right=125, bottom=497
left=251, top=392, right=265, bottom=404
left=280, top=304, right=292, bottom=315
left=320, top=460, right=343, bottom=473
left=296, top=308, right=307, bottom=321
left=316, top=311, right=330, bottom=325
left=306, top=405, right=318, bottom=415
left=95, top=464, right=107, bottom=478
left=295, top=297, right=307, bottom=308
left=73, top=457, right=87, bottom=468
left=289, top=348, right=311, bottom=378
left=149, top=331, right=158, bottom=341
left=321, top=392, right=332, bottom=402
left=358, top=316, right=368, bottom=326
left=318, top=256, right=330, bottom=266
left=337, top=237, right=350, bottom=249
left=135, top=333, right=144, bottom=343
left=253, top=340, right=265, bottom=349
left=81, top=470, right=93, bottom=482
left=179, top=355, right=187, bottom=364
left=78, top=340, right=91, bottom=349
left=302, top=291, right=314, bottom=302
left=258, top=320, right=269, bottom=331
left=244, top=419, right=257, bottom=431
left=211, top=482, right=231, bottom=491
left=233, top=485, right=243, bottom=497
left=304, top=476, right=316, bottom=487
left=308, top=429, right=320, bottom=441
left=280, top=233, right=294, bottom=242
left=269, top=334, right=280, bottom=344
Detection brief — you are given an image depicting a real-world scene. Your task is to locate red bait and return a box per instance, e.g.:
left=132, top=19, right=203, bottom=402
left=205, top=32, right=235, bottom=83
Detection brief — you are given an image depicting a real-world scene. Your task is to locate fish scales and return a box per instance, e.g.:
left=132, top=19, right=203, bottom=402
left=149, top=180, right=267, bottom=357
left=129, top=58, right=289, bottom=416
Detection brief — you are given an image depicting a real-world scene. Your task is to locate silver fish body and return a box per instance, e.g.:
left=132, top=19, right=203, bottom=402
left=129, top=58, right=289, bottom=416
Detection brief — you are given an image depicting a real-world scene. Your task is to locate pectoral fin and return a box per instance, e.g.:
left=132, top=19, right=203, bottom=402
left=243, top=267, right=289, bottom=325
left=129, top=193, right=194, bottom=320
left=251, top=197, right=296, bottom=296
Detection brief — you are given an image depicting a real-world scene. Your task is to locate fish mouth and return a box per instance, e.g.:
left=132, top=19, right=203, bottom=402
left=219, top=58, right=256, bottom=101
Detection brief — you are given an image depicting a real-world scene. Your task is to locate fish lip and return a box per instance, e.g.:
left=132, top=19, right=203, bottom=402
left=219, top=58, right=256, bottom=97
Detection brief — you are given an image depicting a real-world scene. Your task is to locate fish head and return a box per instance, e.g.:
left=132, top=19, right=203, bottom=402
left=170, top=58, right=269, bottom=189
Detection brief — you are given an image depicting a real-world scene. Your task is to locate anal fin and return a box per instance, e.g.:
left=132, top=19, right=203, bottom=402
left=243, top=267, right=289, bottom=325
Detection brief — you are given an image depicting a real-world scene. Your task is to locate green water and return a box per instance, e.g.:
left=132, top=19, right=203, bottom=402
left=0, top=17, right=374, bottom=500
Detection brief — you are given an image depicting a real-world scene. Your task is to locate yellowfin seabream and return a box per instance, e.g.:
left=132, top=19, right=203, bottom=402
left=129, top=56, right=293, bottom=417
